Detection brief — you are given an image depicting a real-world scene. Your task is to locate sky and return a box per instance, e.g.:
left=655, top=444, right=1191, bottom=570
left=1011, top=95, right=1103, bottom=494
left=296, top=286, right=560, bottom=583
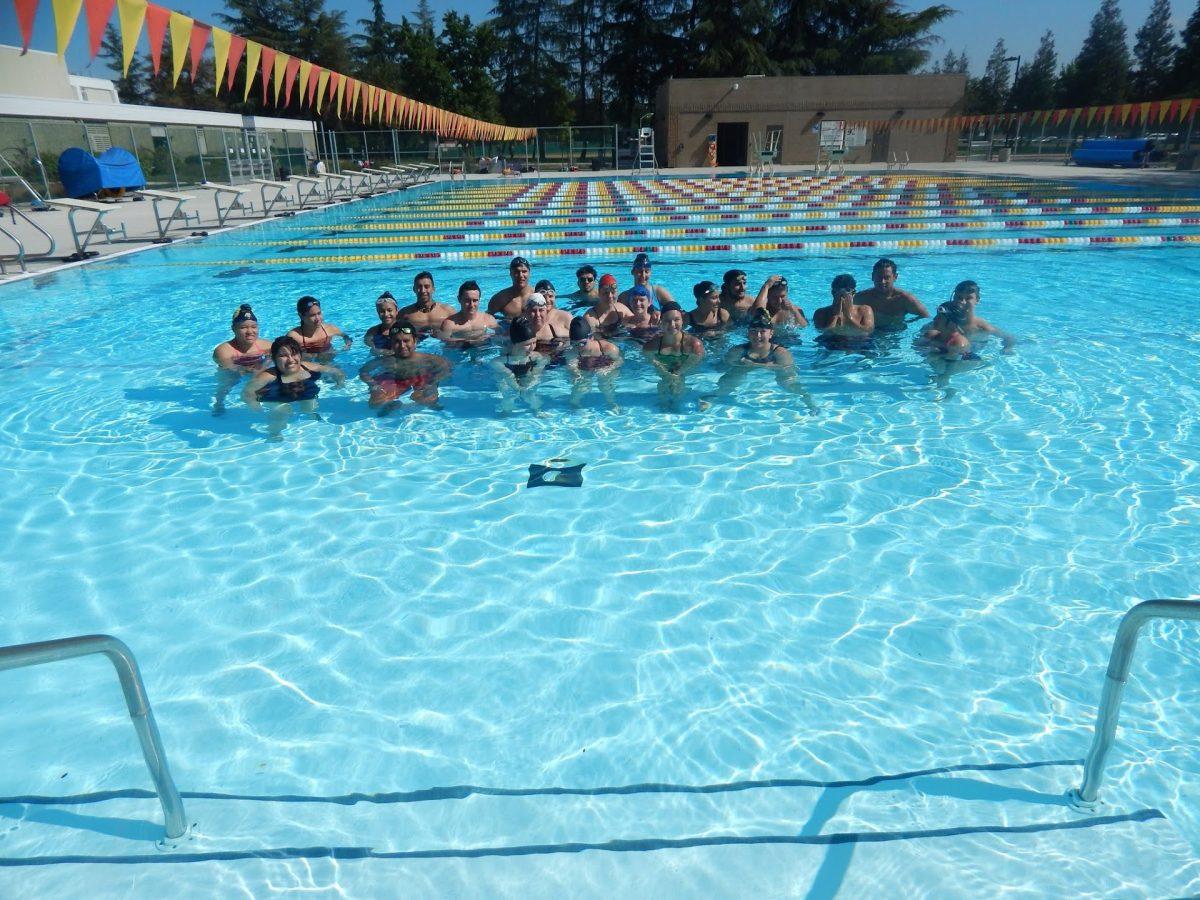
left=2, top=0, right=1193, bottom=81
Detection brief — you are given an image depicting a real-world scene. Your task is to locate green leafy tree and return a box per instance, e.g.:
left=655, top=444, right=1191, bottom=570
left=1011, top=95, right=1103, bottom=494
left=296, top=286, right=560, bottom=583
left=396, top=18, right=453, bottom=106
left=440, top=13, right=504, bottom=122
left=1172, top=0, right=1200, bottom=95
left=416, top=0, right=437, bottom=37
left=1011, top=30, right=1058, bottom=110
left=1058, top=0, right=1131, bottom=106
left=690, top=0, right=774, bottom=77
left=605, top=0, right=685, bottom=124
left=1132, top=0, right=1177, bottom=98
left=963, top=39, right=1011, bottom=114
left=930, top=48, right=968, bottom=74
left=490, top=0, right=574, bottom=125
left=354, top=0, right=404, bottom=90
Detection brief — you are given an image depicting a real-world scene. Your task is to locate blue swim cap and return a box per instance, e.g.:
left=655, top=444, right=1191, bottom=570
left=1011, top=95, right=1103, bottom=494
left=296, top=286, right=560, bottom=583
left=630, top=285, right=653, bottom=299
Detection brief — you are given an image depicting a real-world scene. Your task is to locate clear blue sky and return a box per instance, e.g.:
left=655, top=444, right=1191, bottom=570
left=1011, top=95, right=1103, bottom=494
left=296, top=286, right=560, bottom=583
left=3, top=0, right=1192, bottom=80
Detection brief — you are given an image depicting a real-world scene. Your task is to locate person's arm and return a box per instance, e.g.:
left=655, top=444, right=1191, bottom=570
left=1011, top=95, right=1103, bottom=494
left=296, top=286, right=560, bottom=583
left=358, top=359, right=382, bottom=385
left=754, top=276, right=779, bottom=308
left=603, top=342, right=624, bottom=371
left=676, top=337, right=706, bottom=375
left=212, top=345, right=237, bottom=369
left=859, top=305, right=875, bottom=333
left=426, top=354, right=452, bottom=384
left=903, top=291, right=931, bottom=319
left=773, top=350, right=818, bottom=412
left=486, top=292, right=507, bottom=315
left=976, top=316, right=1017, bottom=351
left=490, top=357, right=519, bottom=388
left=564, top=347, right=582, bottom=376
left=309, top=361, right=345, bottom=386
left=643, top=343, right=672, bottom=376
left=242, top=372, right=272, bottom=409
left=654, top=285, right=676, bottom=306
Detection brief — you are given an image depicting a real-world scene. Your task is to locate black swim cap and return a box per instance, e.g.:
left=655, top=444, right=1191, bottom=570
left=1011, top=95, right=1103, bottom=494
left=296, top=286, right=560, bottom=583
left=831, top=274, right=856, bottom=296
left=633, top=253, right=651, bottom=268
left=509, top=256, right=531, bottom=270
left=297, top=295, right=321, bottom=315
left=693, top=280, right=718, bottom=299
left=535, top=279, right=556, bottom=293
left=748, top=309, right=774, bottom=330
left=569, top=316, right=592, bottom=341
left=231, top=304, right=256, bottom=324
left=660, top=301, right=683, bottom=316
left=508, top=315, right=536, bottom=344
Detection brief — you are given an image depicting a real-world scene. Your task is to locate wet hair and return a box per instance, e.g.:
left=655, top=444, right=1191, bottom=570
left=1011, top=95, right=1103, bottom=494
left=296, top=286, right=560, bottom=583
left=831, top=274, right=857, bottom=296
left=508, top=315, right=536, bottom=344
left=576, top=264, right=597, bottom=279
left=413, top=271, right=434, bottom=285
left=938, top=297, right=971, bottom=326
left=569, top=316, right=593, bottom=341
left=660, top=301, right=684, bottom=316
left=873, top=258, right=898, bottom=276
left=748, top=309, right=774, bottom=330
left=231, top=304, right=257, bottom=325
left=509, top=256, right=531, bottom=270
left=693, top=280, right=718, bottom=299
left=270, top=335, right=302, bottom=359
left=297, top=295, right=321, bottom=315
left=723, top=269, right=747, bottom=284
left=458, top=279, right=481, bottom=298
left=534, top=279, right=556, bottom=294
left=953, top=280, right=980, bottom=299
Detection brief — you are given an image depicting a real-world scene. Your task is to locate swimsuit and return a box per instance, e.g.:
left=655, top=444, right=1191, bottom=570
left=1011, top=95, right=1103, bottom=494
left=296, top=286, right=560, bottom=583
left=298, top=325, right=332, bottom=354
left=653, top=340, right=690, bottom=373
left=629, top=323, right=661, bottom=342
left=578, top=352, right=614, bottom=371
left=256, top=366, right=321, bottom=402
left=375, top=370, right=431, bottom=400
left=229, top=347, right=266, bottom=368
left=742, top=344, right=782, bottom=365
left=688, top=311, right=725, bottom=332
left=369, top=330, right=391, bottom=350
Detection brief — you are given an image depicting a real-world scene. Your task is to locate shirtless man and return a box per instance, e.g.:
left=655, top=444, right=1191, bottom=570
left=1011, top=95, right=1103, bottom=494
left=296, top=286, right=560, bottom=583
left=488, top=256, right=534, bottom=318
left=853, top=258, right=929, bottom=330
left=359, top=322, right=451, bottom=413
left=398, top=271, right=455, bottom=332
left=919, top=280, right=1015, bottom=352
left=618, top=253, right=675, bottom=308
left=754, top=275, right=808, bottom=327
left=566, top=265, right=600, bottom=308
left=719, top=269, right=757, bottom=320
left=439, top=280, right=498, bottom=346
left=813, top=274, right=874, bottom=338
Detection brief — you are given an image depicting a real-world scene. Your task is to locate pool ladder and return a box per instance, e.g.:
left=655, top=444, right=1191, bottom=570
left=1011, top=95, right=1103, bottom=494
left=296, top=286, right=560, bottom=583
left=1069, top=599, right=1200, bottom=810
left=0, top=634, right=187, bottom=839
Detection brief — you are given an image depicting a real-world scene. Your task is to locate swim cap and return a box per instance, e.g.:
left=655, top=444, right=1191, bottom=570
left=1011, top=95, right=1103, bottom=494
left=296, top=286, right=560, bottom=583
left=509, top=256, right=531, bottom=270
left=534, top=279, right=555, bottom=294
left=598, top=274, right=618, bottom=289
left=660, top=301, right=683, bottom=316
left=632, top=253, right=652, bottom=269
left=508, top=315, right=536, bottom=344
left=831, top=274, right=856, bottom=296
left=569, top=316, right=593, bottom=341
left=297, top=295, right=321, bottom=314
left=524, top=293, right=548, bottom=309
left=749, top=309, right=774, bottom=330
left=693, top=280, right=718, bottom=299
left=769, top=276, right=788, bottom=290
left=629, top=285, right=653, bottom=300
left=231, top=304, right=257, bottom=324
left=938, top=297, right=970, bottom=326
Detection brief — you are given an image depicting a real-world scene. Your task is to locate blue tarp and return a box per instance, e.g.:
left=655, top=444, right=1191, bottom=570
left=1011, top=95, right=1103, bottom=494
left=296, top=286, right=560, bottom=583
left=57, top=146, right=146, bottom=197
left=1071, top=139, right=1158, bottom=168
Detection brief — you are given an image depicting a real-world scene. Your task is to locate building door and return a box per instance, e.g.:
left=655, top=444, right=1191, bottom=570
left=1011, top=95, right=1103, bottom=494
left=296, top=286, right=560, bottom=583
left=716, top=122, right=748, bottom=166
left=870, top=127, right=890, bottom=163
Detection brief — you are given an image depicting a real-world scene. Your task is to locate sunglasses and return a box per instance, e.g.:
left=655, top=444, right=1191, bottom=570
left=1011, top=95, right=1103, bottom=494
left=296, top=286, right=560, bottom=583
left=579, top=276, right=595, bottom=282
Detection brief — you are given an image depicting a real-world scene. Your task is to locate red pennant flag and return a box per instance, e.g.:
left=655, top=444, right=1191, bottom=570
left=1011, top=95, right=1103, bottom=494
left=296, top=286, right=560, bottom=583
left=327, top=71, right=341, bottom=114
left=84, top=0, right=117, bottom=59
left=283, top=55, right=300, bottom=106
left=146, top=3, right=170, bottom=74
left=188, top=21, right=210, bottom=78
left=226, top=33, right=245, bottom=90
left=307, top=65, right=321, bottom=107
left=15, top=0, right=39, bottom=52
left=259, top=45, right=275, bottom=104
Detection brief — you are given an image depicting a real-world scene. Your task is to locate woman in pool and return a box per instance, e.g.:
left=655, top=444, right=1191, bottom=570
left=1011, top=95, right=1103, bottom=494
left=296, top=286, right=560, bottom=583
left=642, top=302, right=705, bottom=411
left=359, top=322, right=452, bottom=413
left=706, top=310, right=817, bottom=413
left=287, top=296, right=352, bottom=358
left=687, top=281, right=731, bottom=334
left=212, top=304, right=272, bottom=414
left=243, top=336, right=344, bottom=439
left=363, top=292, right=400, bottom=354
left=625, top=286, right=662, bottom=343
left=525, top=293, right=571, bottom=358
left=585, top=274, right=633, bottom=336
left=565, top=316, right=623, bottom=412
left=490, top=315, right=549, bottom=415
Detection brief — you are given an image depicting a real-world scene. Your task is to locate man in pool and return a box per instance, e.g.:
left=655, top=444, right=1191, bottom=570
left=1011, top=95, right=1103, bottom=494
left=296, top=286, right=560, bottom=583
left=919, top=280, right=1016, bottom=352
left=619, top=253, right=675, bottom=308
left=719, top=269, right=757, bottom=320
left=439, top=280, right=498, bottom=346
left=705, top=310, right=818, bottom=413
left=488, top=256, right=535, bottom=318
left=813, top=274, right=874, bottom=340
left=398, top=272, right=455, bottom=333
left=567, top=265, right=600, bottom=307
left=359, top=322, right=451, bottom=413
left=853, top=258, right=929, bottom=330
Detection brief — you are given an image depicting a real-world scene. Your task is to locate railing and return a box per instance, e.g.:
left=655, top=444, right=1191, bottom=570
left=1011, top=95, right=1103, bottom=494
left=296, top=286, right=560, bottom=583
left=0, top=634, right=187, bottom=839
left=1068, top=599, right=1200, bottom=811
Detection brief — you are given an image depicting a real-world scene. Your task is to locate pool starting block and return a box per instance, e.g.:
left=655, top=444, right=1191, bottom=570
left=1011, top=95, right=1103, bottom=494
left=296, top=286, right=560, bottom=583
left=137, top=189, right=200, bottom=241
left=44, top=197, right=128, bottom=260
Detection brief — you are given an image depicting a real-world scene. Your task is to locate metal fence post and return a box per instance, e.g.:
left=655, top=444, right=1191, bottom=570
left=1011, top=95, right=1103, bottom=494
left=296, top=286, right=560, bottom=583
left=26, top=121, right=50, bottom=198
left=162, top=126, right=180, bottom=188
left=613, top=124, right=619, bottom=170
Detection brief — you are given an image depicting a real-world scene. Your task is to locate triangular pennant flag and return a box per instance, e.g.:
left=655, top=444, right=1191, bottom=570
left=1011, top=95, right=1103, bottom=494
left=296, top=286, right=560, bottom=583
left=334, top=72, right=346, bottom=117
left=1180, top=99, right=1195, bottom=122
left=351, top=80, right=362, bottom=117
left=225, top=33, right=245, bottom=91
left=297, top=60, right=312, bottom=107
left=317, top=68, right=331, bottom=112
left=1157, top=100, right=1172, bottom=123
left=51, top=0, right=84, bottom=57
left=188, top=21, right=209, bottom=78
left=145, top=3, right=169, bottom=74
left=283, top=56, right=300, bottom=106
left=15, top=0, right=39, bottom=52
left=272, top=51, right=288, bottom=105
left=115, top=0, right=146, bottom=73
left=167, top=11, right=192, bottom=86
left=211, top=26, right=231, bottom=93
left=84, top=0, right=117, bottom=60
left=243, top=40, right=261, bottom=101
left=1085, top=106, right=1099, bottom=128
left=259, top=45, right=276, bottom=104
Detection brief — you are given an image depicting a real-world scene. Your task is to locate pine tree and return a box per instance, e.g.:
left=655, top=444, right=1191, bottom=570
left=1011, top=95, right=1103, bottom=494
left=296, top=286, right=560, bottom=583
left=99, top=23, right=150, bottom=105
left=489, top=0, right=574, bottom=125
left=1132, top=0, right=1177, bottom=98
left=963, top=39, right=1011, bottom=114
left=930, top=48, right=967, bottom=74
left=691, top=0, right=774, bottom=77
left=1173, top=0, right=1200, bottom=96
left=396, top=18, right=452, bottom=107
left=605, top=0, right=683, bottom=124
left=354, top=0, right=404, bottom=90
left=1058, top=0, right=1131, bottom=106
left=416, top=0, right=436, bottom=37
left=1011, top=31, right=1057, bottom=110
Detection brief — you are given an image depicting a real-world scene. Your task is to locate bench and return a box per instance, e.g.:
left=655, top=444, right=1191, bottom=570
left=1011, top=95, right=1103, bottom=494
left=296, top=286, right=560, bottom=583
left=1071, top=139, right=1161, bottom=168
left=44, top=197, right=128, bottom=259
left=137, top=188, right=200, bottom=240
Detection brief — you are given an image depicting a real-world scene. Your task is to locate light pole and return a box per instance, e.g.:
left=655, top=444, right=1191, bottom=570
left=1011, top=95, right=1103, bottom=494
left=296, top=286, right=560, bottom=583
left=1004, top=55, right=1022, bottom=156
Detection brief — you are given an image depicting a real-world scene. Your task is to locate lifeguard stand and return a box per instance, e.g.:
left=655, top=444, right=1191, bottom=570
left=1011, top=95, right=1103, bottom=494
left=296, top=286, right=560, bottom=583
left=636, top=127, right=659, bottom=174
left=749, top=129, right=781, bottom=177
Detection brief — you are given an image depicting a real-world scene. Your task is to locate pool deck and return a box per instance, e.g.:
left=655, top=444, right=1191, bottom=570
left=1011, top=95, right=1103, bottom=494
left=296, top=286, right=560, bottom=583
left=0, top=160, right=1196, bottom=284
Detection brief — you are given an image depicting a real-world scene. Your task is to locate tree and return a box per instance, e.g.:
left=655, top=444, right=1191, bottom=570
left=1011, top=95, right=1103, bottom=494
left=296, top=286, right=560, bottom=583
left=1173, top=0, right=1200, bottom=96
left=1132, top=0, right=1177, bottom=98
left=490, top=0, right=574, bottom=125
left=354, top=0, right=404, bottom=90
left=99, top=24, right=150, bottom=104
left=440, top=13, right=503, bottom=122
left=930, top=48, right=967, bottom=74
left=605, top=0, right=684, bottom=124
left=1058, top=0, right=1131, bottom=106
left=963, top=39, right=1011, bottom=114
left=416, top=0, right=436, bottom=37
left=690, top=0, right=774, bottom=77
left=1011, top=30, right=1057, bottom=110
left=396, top=18, right=452, bottom=106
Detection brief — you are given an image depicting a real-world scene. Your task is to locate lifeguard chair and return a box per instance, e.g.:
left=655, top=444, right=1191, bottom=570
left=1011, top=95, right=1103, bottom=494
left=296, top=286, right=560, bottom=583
left=750, top=128, right=781, bottom=177
left=636, top=127, right=658, bottom=174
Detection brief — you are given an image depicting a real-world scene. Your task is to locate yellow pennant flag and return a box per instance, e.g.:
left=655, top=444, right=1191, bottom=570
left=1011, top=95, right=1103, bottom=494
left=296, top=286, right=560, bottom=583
left=272, top=52, right=288, bottom=105
left=316, top=68, right=330, bottom=112
left=168, top=11, right=192, bottom=86
left=116, top=0, right=147, bottom=75
left=211, top=27, right=232, bottom=94
left=51, top=0, right=84, bottom=57
left=298, top=60, right=312, bottom=106
left=243, top=40, right=262, bottom=101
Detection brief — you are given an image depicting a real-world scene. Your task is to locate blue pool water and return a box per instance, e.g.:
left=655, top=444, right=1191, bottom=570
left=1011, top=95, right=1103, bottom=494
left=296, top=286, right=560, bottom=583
left=1, top=176, right=1200, bottom=893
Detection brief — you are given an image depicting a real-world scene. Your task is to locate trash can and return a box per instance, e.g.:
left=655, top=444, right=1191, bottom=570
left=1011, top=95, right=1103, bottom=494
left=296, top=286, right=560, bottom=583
left=997, top=147, right=1012, bottom=162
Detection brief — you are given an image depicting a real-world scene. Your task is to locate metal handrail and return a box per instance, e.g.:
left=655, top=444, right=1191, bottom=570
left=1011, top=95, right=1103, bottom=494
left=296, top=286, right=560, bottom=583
left=0, top=635, right=187, bottom=838
left=1068, top=599, right=1200, bottom=811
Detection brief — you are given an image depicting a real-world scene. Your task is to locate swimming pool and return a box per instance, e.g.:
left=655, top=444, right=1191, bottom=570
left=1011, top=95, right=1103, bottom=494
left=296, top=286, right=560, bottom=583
left=1, top=174, right=1200, bottom=896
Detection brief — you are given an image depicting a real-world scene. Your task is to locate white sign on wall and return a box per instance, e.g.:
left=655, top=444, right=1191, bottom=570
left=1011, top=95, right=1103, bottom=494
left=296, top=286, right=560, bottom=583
left=818, top=120, right=846, bottom=149
left=846, top=125, right=869, bottom=147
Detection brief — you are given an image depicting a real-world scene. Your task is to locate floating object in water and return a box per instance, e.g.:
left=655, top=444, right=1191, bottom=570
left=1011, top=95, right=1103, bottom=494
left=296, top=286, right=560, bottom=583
left=527, top=457, right=585, bottom=489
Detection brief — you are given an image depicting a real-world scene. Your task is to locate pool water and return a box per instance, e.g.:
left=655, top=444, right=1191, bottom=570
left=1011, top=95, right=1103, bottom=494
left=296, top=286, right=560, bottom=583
left=1, top=176, right=1200, bottom=894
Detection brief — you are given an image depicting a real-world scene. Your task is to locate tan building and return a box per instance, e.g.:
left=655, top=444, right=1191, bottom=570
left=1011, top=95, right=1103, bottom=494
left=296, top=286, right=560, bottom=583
left=654, top=74, right=967, bottom=168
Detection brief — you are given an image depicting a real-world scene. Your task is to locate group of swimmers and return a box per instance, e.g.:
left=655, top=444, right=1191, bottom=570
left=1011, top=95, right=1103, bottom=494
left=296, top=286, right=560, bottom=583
left=212, top=253, right=1014, bottom=428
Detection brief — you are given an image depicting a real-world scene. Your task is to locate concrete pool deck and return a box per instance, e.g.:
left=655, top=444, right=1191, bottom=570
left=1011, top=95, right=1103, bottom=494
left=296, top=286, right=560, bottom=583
left=0, top=160, right=1196, bottom=284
